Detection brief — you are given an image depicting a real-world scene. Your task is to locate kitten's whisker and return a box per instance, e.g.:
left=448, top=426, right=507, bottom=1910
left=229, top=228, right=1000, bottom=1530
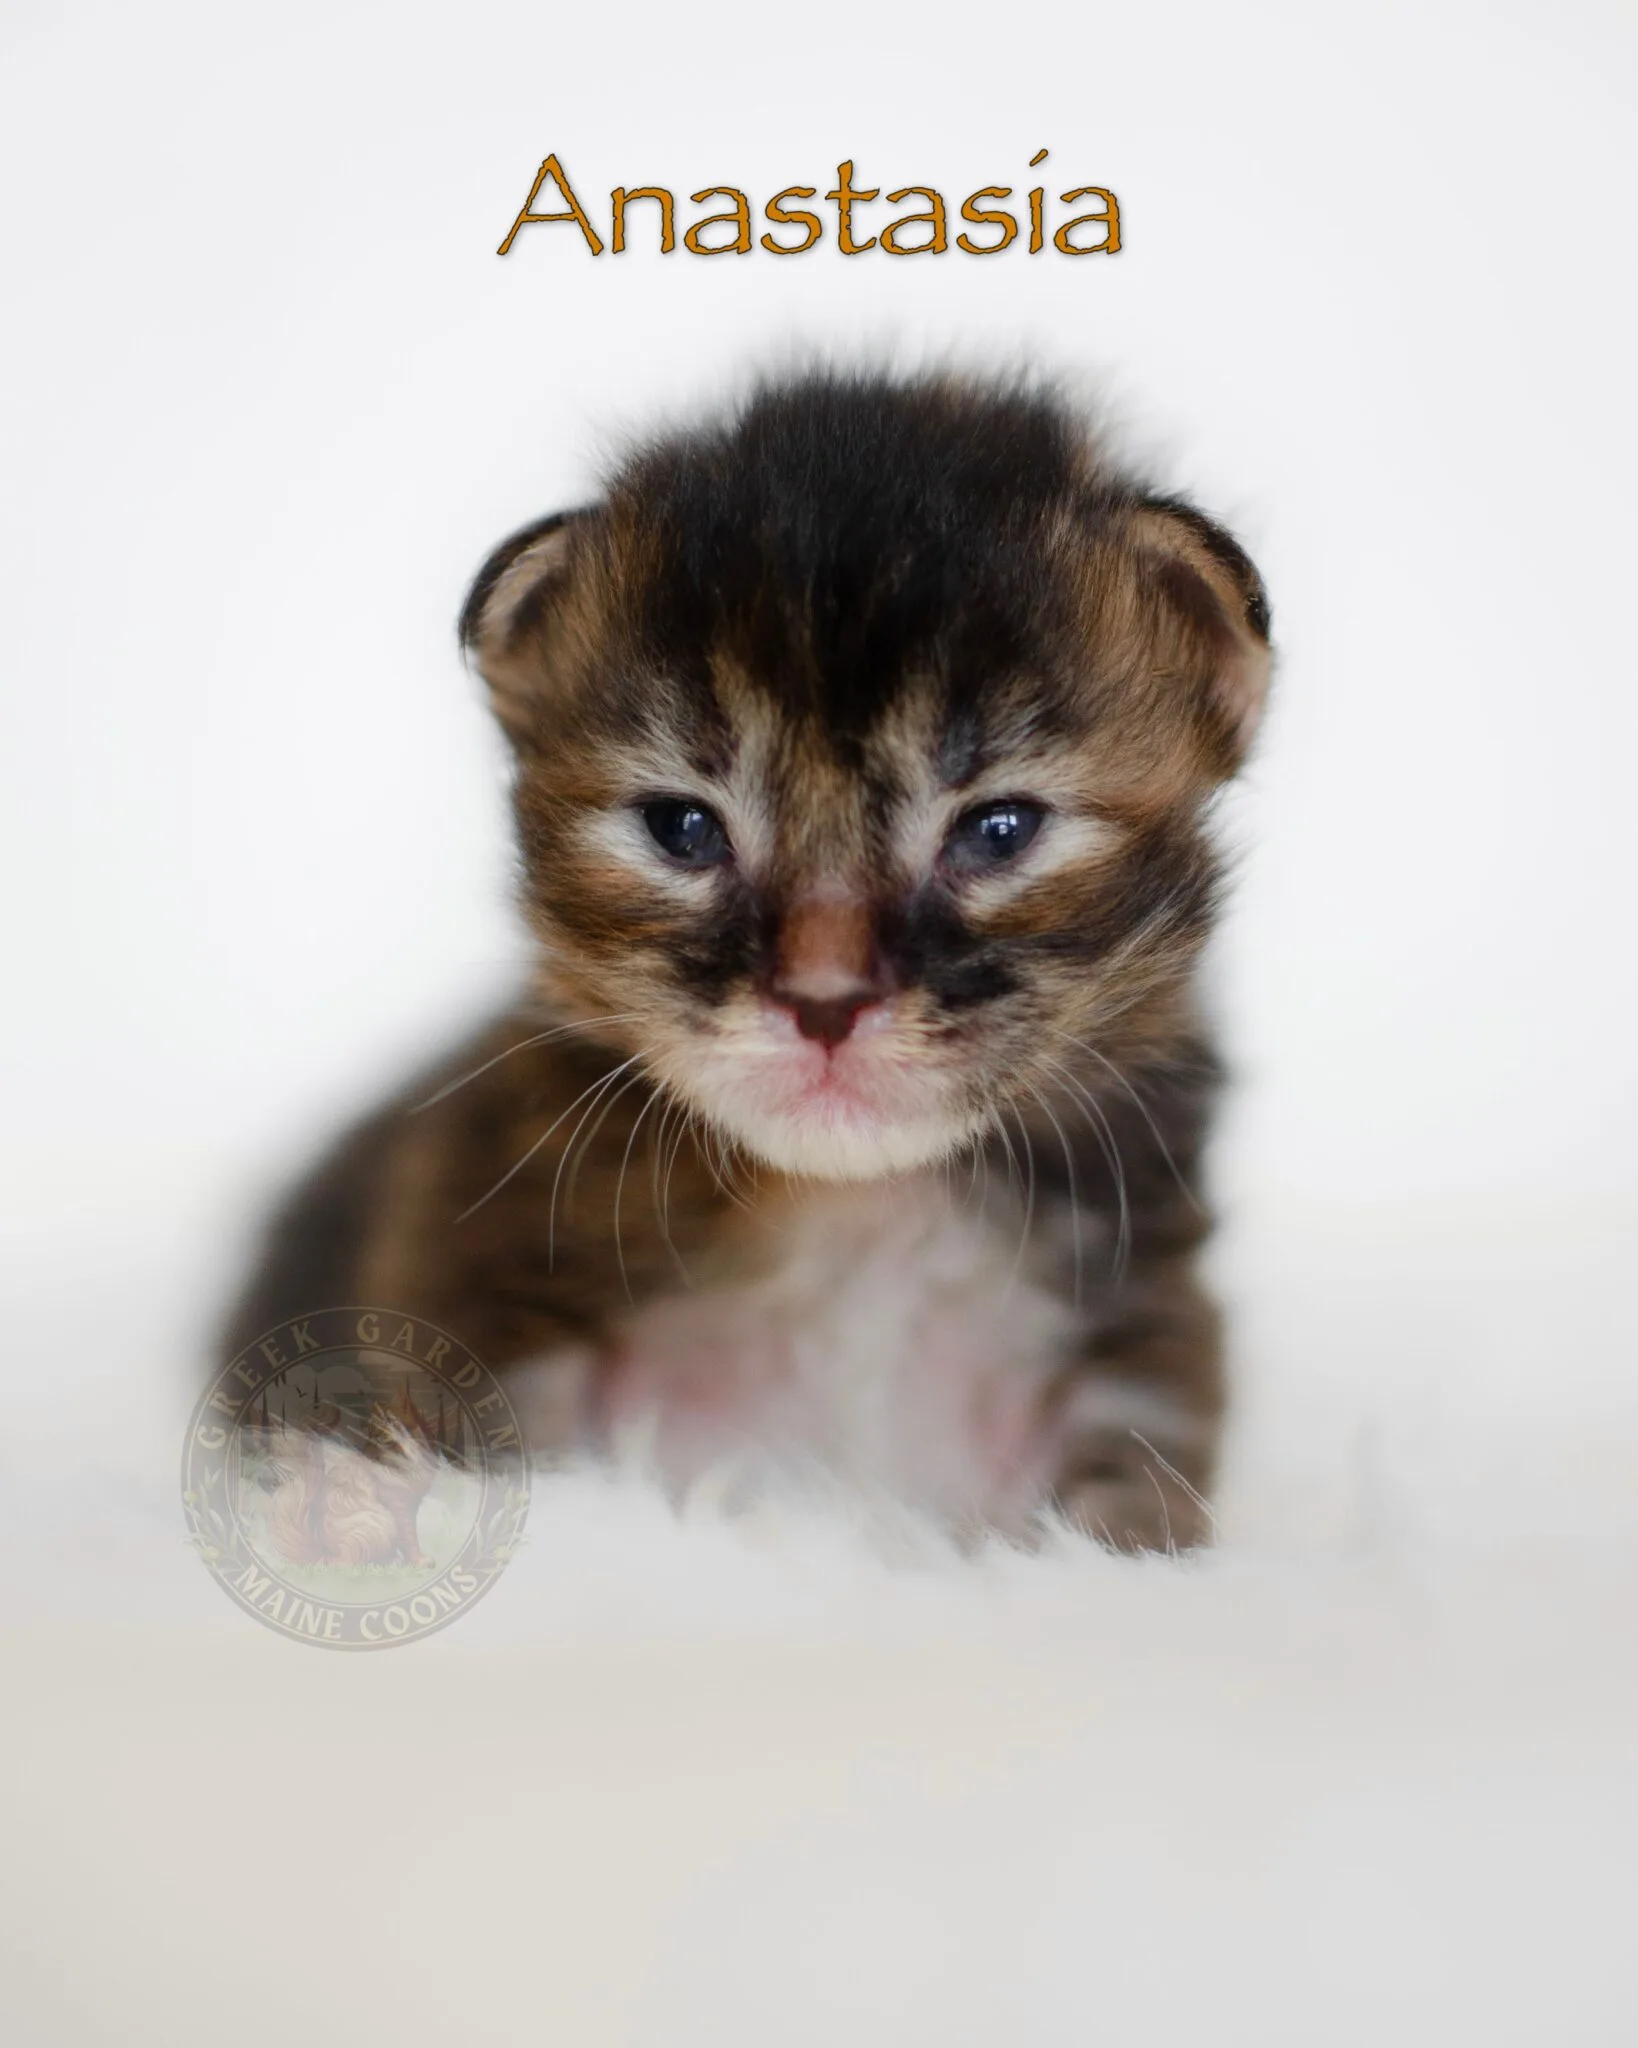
left=661, top=1102, right=694, bottom=1246
left=1053, top=1032, right=1204, bottom=1216
left=965, top=1134, right=982, bottom=1208
left=544, top=1054, right=647, bottom=1263
left=1024, top=1081, right=1083, bottom=1311
left=1129, top=1430, right=1217, bottom=1538
left=710, top=1123, right=758, bottom=1216
left=551, top=1066, right=650, bottom=1271
left=614, top=1084, right=663, bottom=1304
left=562, top=1068, right=649, bottom=1215
left=1003, top=1105, right=1038, bottom=1298
left=648, top=1095, right=674, bottom=1219
left=708, top=1123, right=758, bottom=1215
left=993, top=1111, right=1022, bottom=1202
left=1037, top=1054, right=1132, bottom=1284
left=655, top=1111, right=693, bottom=1286
left=694, top=1120, right=723, bottom=1199
left=1075, top=894, right=1204, bottom=1013
left=457, top=1051, right=643, bottom=1225
left=414, top=1014, right=640, bottom=1112
left=689, top=1112, right=736, bottom=1209
left=646, top=1093, right=691, bottom=1282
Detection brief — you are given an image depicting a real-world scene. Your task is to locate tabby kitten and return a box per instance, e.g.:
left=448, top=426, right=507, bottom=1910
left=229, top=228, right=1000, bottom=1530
left=228, top=369, right=1272, bottom=1548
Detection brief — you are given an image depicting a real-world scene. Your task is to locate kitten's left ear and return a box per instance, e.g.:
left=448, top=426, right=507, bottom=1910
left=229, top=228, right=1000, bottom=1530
left=1128, top=496, right=1273, bottom=766
left=458, top=508, right=590, bottom=741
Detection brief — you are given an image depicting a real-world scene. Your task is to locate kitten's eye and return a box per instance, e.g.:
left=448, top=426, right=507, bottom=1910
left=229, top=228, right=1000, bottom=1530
left=641, top=799, right=731, bottom=867
left=943, top=800, right=1045, bottom=872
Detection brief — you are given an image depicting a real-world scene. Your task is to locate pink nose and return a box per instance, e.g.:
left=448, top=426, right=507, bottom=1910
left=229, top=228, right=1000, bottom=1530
left=781, top=991, right=877, bottom=1050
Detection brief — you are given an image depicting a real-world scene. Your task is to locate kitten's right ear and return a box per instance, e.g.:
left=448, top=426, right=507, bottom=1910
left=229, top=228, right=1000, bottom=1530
left=458, top=508, right=589, bottom=741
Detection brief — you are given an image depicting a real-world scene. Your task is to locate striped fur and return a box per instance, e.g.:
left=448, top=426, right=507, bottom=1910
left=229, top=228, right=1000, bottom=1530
left=227, top=369, right=1272, bottom=1548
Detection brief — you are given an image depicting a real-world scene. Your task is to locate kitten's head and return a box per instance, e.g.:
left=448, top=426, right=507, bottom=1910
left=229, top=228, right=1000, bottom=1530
left=461, top=371, right=1270, bottom=1181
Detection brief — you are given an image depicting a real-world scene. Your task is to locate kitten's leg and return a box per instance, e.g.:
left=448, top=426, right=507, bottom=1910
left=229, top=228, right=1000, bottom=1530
left=1043, top=1260, right=1224, bottom=1551
left=221, top=1022, right=623, bottom=1461
left=501, top=1345, right=600, bottom=1459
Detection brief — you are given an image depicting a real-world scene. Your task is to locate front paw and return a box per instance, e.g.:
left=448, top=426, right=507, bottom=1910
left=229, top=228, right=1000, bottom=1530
left=1046, top=1378, right=1217, bottom=1553
left=1054, top=1449, right=1212, bottom=1553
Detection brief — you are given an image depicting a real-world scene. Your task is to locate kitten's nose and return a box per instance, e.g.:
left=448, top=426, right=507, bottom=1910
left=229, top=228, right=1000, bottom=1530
left=783, top=992, right=877, bottom=1050
left=770, top=889, right=891, bottom=1051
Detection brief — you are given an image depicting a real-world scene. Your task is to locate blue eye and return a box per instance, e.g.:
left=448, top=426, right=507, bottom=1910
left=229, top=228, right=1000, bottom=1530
left=944, top=800, right=1045, bottom=871
left=642, top=799, right=731, bottom=867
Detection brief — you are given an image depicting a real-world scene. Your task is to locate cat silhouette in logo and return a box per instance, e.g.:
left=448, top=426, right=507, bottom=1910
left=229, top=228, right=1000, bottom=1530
left=261, top=1392, right=441, bottom=1569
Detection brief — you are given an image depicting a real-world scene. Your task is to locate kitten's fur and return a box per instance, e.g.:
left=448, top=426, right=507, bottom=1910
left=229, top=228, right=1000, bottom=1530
left=227, top=369, right=1271, bottom=1547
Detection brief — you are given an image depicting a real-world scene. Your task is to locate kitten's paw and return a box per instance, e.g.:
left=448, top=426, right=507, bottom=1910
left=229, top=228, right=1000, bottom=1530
left=1045, top=1378, right=1217, bottom=1553
left=1053, top=1451, right=1212, bottom=1553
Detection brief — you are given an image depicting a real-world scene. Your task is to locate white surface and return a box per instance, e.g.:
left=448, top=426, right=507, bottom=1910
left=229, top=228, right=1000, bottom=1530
left=3, top=1, right=1636, bottom=2041
left=5, top=1329, right=1637, bottom=2046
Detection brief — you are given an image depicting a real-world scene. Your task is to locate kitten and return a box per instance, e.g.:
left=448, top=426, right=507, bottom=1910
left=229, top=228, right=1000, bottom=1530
left=227, top=368, right=1272, bottom=1548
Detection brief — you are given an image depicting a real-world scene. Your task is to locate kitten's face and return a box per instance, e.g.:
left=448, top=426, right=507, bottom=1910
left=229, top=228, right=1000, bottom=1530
left=465, top=379, right=1269, bottom=1181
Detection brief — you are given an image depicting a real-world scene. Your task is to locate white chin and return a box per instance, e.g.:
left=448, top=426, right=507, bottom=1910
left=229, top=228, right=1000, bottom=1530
left=714, top=1103, right=971, bottom=1183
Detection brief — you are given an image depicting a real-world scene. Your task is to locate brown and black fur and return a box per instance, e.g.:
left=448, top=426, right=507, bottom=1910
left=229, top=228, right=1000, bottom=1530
left=225, top=368, right=1272, bottom=1548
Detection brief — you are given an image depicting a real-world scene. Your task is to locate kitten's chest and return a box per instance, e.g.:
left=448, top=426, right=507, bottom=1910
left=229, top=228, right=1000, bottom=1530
left=596, top=1174, right=1092, bottom=1525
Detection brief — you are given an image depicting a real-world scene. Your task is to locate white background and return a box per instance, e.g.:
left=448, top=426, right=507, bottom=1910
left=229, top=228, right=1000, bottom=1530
left=2, top=0, right=1635, bottom=1518
left=4, top=12, right=1638, bottom=2045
